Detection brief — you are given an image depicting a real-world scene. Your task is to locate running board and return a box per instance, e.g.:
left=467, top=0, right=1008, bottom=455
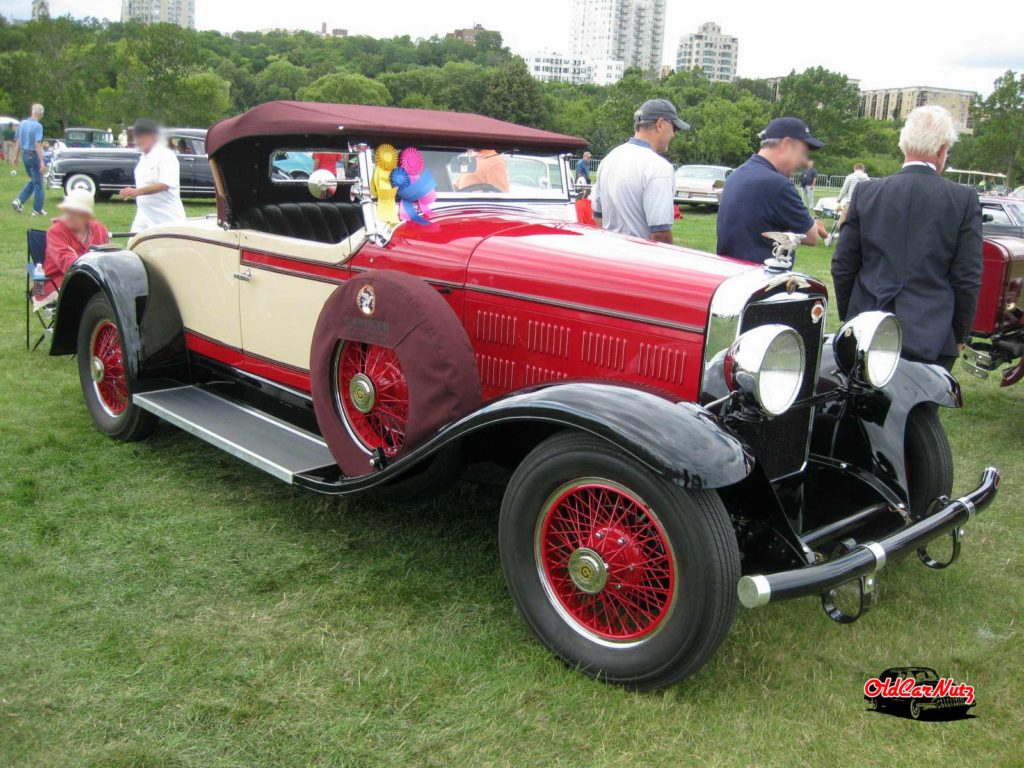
left=133, top=386, right=336, bottom=484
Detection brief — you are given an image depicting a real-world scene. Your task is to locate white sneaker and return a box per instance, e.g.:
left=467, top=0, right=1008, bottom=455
left=30, top=209, right=48, bottom=217
left=11, top=198, right=23, bottom=213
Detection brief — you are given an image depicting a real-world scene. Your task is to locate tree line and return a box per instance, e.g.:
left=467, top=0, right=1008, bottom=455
left=0, top=17, right=1020, bottom=183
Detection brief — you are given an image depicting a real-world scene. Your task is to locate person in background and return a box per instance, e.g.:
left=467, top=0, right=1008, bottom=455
left=831, top=106, right=982, bottom=371
left=37, top=188, right=110, bottom=307
left=313, top=151, right=344, bottom=177
left=117, top=128, right=128, bottom=148
left=800, top=159, right=818, bottom=208
left=591, top=98, right=688, bottom=243
left=575, top=151, right=593, bottom=185
left=453, top=149, right=510, bottom=192
left=11, top=103, right=47, bottom=216
left=42, top=141, right=53, bottom=167
left=826, top=162, right=870, bottom=246
left=716, top=117, right=828, bottom=263
left=2, top=121, right=17, bottom=163
left=119, top=119, right=186, bottom=232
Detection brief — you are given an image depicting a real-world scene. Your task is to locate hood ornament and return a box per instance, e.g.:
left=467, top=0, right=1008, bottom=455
left=761, top=231, right=804, bottom=272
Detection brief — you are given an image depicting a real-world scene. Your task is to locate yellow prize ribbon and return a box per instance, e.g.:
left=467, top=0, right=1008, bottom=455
left=372, top=144, right=400, bottom=224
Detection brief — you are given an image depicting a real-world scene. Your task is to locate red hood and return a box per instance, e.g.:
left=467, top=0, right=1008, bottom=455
left=464, top=215, right=754, bottom=332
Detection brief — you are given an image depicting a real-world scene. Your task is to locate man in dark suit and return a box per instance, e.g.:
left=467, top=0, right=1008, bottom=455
left=832, top=106, right=982, bottom=371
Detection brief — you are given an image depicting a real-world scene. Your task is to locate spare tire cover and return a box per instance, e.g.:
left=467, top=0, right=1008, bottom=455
left=310, top=270, right=480, bottom=478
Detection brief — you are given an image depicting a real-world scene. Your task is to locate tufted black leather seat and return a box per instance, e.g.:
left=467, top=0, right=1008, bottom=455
left=237, top=203, right=364, bottom=244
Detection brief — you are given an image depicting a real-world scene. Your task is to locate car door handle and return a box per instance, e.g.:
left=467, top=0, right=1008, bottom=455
left=233, top=268, right=252, bottom=282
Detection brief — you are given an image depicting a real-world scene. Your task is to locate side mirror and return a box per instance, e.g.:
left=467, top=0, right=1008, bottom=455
left=982, top=213, right=994, bottom=223
left=308, top=168, right=337, bottom=200
left=450, top=154, right=477, bottom=174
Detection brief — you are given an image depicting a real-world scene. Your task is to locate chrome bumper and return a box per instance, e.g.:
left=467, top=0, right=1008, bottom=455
left=961, top=344, right=994, bottom=379
left=738, top=467, right=1001, bottom=609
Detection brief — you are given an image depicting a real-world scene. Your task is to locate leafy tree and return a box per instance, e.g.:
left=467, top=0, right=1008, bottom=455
left=297, top=72, right=391, bottom=106
left=973, top=71, right=1024, bottom=185
left=216, top=59, right=259, bottom=111
left=256, top=58, right=312, bottom=102
left=171, top=71, right=232, bottom=126
left=774, top=67, right=861, bottom=159
left=481, top=57, right=546, bottom=127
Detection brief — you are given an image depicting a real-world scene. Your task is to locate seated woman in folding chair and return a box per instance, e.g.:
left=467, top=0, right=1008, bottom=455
left=35, top=189, right=110, bottom=309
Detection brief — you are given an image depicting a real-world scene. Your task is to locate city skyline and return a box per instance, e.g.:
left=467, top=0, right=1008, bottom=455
left=0, top=0, right=1021, bottom=95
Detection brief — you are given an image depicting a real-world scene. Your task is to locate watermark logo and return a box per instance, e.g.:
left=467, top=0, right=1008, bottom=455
left=864, top=667, right=975, bottom=721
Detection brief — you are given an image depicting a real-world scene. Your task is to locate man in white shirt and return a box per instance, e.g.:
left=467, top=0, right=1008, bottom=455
left=119, top=119, right=186, bottom=232
left=826, top=163, right=870, bottom=245
left=591, top=99, right=688, bottom=243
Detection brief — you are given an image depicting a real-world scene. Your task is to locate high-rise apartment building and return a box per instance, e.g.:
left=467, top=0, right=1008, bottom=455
left=121, top=0, right=196, bottom=29
left=675, top=22, right=738, bottom=83
left=569, top=0, right=666, bottom=84
left=522, top=51, right=593, bottom=85
left=859, top=86, right=975, bottom=134
left=31, top=0, right=49, bottom=20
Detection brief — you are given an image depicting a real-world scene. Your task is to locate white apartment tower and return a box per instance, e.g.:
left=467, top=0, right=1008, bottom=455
left=676, top=22, right=738, bottom=82
left=570, top=0, right=667, bottom=84
left=121, top=0, right=196, bottom=29
left=31, top=0, right=50, bottom=20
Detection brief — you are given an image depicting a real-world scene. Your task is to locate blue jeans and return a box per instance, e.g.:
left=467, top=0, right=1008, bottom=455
left=18, top=151, right=45, bottom=213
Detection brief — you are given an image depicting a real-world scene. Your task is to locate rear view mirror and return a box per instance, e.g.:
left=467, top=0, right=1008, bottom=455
left=450, top=154, right=477, bottom=174
left=308, top=168, right=337, bottom=200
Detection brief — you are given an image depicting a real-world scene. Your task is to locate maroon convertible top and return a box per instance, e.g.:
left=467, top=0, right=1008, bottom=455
left=207, top=101, right=588, bottom=156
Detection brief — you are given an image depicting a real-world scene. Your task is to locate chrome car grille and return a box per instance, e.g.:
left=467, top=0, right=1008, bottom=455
left=736, top=297, right=826, bottom=479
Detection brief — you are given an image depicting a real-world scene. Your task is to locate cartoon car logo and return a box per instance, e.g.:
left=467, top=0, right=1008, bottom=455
left=356, top=284, right=376, bottom=316
left=864, top=667, right=976, bottom=720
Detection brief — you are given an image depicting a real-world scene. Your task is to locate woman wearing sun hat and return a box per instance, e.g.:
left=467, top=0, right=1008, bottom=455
left=38, top=188, right=110, bottom=306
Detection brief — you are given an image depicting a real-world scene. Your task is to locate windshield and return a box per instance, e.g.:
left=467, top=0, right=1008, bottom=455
left=419, top=149, right=565, bottom=199
left=676, top=166, right=727, bottom=181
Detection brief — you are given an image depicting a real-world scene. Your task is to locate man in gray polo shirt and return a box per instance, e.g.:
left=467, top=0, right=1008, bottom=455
left=592, top=99, right=689, bottom=243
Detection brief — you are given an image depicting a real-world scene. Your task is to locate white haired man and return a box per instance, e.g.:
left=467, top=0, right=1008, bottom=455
left=11, top=103, right=47, bottom=216
left=832, top=106, right=982, bottom=371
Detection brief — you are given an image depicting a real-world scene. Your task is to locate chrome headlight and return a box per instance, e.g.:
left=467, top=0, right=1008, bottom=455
left=833, top=312, right=902, bottom=388
left=725, top=324, right=806, bottom=416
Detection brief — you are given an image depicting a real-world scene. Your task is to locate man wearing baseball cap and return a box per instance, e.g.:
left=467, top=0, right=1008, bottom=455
left=38, top=189, right=110, bottom=307
left=716, top=117, right=829, bottom=263
left=591, top=98, right=689, bottom=243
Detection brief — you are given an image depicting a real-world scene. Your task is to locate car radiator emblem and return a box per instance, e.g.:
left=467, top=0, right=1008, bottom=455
left=356, top=284, right=376, bottom=316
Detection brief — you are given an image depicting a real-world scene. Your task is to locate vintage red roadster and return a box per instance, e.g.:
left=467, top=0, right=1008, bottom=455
left=50, top=102, right=1000, bottom=690
left=963, top=236, right=1024, bottom=385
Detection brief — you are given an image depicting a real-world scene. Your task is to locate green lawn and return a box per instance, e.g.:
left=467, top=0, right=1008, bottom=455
left=2, top=182, right=1023, bottom=767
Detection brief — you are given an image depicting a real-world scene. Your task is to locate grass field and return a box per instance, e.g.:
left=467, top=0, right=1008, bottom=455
left=2, top=178, right=1023, bottom=767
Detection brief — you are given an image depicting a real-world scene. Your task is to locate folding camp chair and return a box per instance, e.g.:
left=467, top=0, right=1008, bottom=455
left=25, top=228, right=57, bottom=351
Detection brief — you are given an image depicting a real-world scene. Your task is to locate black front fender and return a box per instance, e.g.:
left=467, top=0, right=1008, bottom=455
left=817, top=336, right=962, bottom=503
left=297, top=382, right=755, bottom=494
left=50, top=250, right=188, bottom=388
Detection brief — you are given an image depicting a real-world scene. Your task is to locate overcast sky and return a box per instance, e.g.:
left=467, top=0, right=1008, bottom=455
left=3, top=0, right=1022, bottom=95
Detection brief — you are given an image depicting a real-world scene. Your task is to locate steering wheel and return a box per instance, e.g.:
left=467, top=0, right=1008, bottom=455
left=458, top=182, right=504, bottom=193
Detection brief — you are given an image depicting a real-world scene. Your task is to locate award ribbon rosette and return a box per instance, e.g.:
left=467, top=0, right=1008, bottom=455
left=370, top=143, right=400, bottom=224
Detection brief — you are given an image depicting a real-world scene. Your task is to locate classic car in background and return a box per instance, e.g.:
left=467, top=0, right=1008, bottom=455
left=963, top=236, right=1024, bottom=385
left=980, top=195, right=1024, bottom=238
left=64, top=127, right=116, bottom=148
left=48, top=128, right=214, bottom=199
left=49, top=102, right=999, bottom=690
left=674, top=164, right=731, bottom=207
left=1011, top=186, right=1024, bottom=199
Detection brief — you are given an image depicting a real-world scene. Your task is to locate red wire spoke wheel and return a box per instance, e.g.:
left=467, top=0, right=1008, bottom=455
left=89, top=320, right=129, bottom=416
left=336, top=341, right=409, bottom=456
left=535, top=480, right=676, bottom=644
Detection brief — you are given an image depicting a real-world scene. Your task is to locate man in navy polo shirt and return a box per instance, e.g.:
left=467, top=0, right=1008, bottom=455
left=716, top=117, right=829, bottom=264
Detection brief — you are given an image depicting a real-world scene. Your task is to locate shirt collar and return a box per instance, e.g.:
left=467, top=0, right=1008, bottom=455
left=628, top=137, right=653, bottom=150
left=903, top=160, right=937, bottom=171
left=751, top=153, right=782, bottom=174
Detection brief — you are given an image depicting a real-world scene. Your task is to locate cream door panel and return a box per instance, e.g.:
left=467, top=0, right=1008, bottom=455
left=136, top=230, right=242, bottom=349
left=238, top=232, right=358, bottom=371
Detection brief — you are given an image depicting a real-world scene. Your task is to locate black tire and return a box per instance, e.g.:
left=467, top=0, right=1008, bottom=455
left=905, top=405, right=954, bottom=519
left=499, top=431, right=740, bottom=690
left=76, top=293, right=156, bottom=442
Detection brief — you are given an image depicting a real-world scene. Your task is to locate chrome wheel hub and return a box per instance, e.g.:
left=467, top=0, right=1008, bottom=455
left=349, top=372, right=376, bottom=414
left=90, top=356, right=105, bottom=383
left=568, top=547, right=608, bottom=594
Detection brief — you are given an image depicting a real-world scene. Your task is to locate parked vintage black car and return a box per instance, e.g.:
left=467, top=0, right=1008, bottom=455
left=48, top=128, right=215, bottom=200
